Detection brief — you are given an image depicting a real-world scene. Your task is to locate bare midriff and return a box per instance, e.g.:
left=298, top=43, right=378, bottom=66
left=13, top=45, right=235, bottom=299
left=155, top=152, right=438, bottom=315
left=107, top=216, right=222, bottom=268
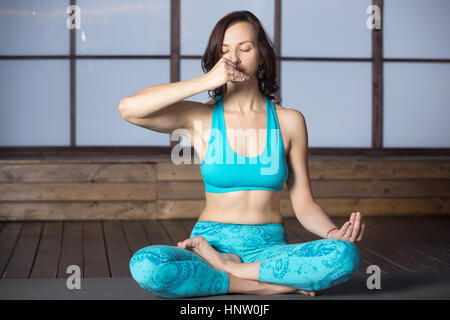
left=197, top=189, right=284, bottom=225
left=195, top=102, right=290, bottom=226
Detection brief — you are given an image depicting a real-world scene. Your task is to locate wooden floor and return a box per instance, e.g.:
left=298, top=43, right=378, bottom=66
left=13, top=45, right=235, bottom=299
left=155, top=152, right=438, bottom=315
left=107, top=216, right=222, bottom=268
left=1, top=216, right=450, bottom=279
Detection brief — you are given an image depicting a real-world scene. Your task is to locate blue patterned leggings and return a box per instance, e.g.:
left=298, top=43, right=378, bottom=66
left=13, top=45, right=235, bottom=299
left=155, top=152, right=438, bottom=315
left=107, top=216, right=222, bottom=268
left=129, top=221, right=361, bottom=299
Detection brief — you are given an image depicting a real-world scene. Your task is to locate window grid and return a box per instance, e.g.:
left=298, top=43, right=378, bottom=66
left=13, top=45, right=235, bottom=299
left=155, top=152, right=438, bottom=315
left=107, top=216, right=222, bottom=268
left=0, top=0, right=449, bottom=157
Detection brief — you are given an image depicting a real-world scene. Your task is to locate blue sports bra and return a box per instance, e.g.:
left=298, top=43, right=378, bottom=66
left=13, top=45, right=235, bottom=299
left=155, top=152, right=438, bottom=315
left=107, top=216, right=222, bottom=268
left=200, top=95, right=289, bottom=193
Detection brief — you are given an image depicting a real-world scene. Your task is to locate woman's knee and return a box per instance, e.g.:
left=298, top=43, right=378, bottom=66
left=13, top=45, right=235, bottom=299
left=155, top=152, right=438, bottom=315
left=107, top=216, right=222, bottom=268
left=332, top=239, right=361, bottom=275
left=129, top=245, right=179, bottom=292
left=129, top=244, right=228, bottom=299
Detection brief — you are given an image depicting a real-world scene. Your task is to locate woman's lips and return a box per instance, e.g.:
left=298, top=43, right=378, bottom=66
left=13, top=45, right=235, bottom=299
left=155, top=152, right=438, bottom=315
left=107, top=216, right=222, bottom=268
left=237, top=68, right=248, bottom=75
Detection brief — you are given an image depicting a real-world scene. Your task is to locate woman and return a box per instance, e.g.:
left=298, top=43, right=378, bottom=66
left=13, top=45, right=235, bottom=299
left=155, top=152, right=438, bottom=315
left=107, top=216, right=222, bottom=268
left=119, top=10, right=365, bottom=299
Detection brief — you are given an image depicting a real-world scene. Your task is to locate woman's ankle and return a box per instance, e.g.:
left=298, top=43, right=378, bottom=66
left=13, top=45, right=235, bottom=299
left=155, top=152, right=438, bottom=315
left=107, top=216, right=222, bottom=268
left=227, top=274, right=297, bottom=295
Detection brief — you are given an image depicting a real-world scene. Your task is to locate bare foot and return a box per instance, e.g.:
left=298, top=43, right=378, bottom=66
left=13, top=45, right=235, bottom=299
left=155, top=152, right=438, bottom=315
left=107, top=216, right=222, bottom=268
left=177, top=236, right=315, bottom=297
left=295, top=289, right=316, bottom=296
left=255, top=282, right=316, bottom=296
left=177, top=236, right=240, bottom=271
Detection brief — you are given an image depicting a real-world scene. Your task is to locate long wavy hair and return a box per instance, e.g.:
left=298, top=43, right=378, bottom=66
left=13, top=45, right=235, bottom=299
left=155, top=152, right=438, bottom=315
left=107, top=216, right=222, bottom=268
left=201, top=10, right=281, bottom=105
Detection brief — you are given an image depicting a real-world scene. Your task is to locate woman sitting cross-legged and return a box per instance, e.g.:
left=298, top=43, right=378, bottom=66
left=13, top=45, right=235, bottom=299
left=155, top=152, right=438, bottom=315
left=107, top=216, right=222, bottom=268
left=121, top=10, right=365, bottom=299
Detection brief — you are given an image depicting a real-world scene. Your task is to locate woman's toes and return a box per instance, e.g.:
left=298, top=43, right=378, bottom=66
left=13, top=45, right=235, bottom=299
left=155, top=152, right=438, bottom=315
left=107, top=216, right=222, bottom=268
left=297, top=289, right=316, bottom=296
left=192, top=236, right=206, bottom=245
left=178, top=239, right=191, bottom=249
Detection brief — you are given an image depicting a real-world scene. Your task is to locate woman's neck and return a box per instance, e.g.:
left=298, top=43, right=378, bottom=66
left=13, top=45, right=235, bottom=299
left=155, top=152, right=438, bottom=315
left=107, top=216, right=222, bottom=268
left=224, top=80, right=265, bottom=114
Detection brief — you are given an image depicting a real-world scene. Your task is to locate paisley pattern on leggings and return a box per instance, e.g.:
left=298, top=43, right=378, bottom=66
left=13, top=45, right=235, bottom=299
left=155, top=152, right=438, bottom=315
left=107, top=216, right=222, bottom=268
left=129, top=245, right=229, bottom=299
left=129, top=221, right=361, bottom=298
left=190, top=221, right=289, bottom=263
left=258, top=239, right=361, bottom=291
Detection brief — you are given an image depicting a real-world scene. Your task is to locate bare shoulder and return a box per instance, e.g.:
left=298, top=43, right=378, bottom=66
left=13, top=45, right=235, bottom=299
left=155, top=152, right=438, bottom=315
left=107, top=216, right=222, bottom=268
left=274, top=103, right=304, bottom=121
left=274, top=103, right=306, bottom=138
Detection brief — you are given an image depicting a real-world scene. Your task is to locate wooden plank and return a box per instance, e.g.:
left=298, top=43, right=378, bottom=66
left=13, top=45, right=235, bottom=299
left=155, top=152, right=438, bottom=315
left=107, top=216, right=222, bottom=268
left=385, top=216, right=450, bottom=248
left=103, top=221, right=132, bottom=277
left=2, top=157, right=450, bottom=181
left=310, top=198, right=450, bottom=217
left=307, top=158, right=450, bottom=180
left=0, top=201, right=157, bottom=220
left=352, top=216, right=439, bottom=273
left=156, top=198, right=450, bottom=220
left=123, top=221, right=151, bottom=255
left=160, top=219, right=190, bottom=245
left=418, top=216, right=450, bottom=243
left=157, top=162, right=201, bottom=180
left=156, top=159, right=450, bottom=181
left=284, top=226, right=309, bottom=243
left=58, top=221, right=83, bottom=279
left=0, top=183, right=157, bottom=201
left=369, top=217, right=450, bottom=270
left=156, top=180, right=450, bottom=200
left=2, top=222, right=42, bottom=278
left=0, top=222, right=23, bottom=277
left=311, top=180, right=450, bottom=197
left=83, top=221, right=110, bottom=278
left=1, top=198, right=449, bottom=221
left=332, top=216, right=416, bottom=274
left=142, top=220, right=172, bottom=245
left=179, top=218, right=197, bottom=237
left=156, top=200, right=205, bottom=219
left=30, top=221, right=63, bottom=278
left=157, top=181, right=205, bottom=200
left=0, top=163, right=156, bottom=183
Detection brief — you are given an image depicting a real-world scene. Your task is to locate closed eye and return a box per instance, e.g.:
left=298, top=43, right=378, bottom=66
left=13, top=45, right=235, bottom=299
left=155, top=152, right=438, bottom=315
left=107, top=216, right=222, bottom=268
left=221, top=49, right=251, bottom=54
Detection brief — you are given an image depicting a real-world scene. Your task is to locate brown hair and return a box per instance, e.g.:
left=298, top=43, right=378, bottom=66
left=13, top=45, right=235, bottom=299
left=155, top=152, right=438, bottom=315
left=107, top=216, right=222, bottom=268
left=201, top=10, right=281, bottom=105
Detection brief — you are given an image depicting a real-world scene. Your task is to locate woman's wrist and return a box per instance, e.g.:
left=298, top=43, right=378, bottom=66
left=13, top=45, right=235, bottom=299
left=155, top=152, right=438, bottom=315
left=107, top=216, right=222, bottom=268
left=326, top=227, right=339, bottom=239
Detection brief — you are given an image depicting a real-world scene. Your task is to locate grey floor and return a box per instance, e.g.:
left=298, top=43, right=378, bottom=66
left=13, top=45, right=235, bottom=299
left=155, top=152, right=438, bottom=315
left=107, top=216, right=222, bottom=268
left=1, top=272, right=449, bottom=300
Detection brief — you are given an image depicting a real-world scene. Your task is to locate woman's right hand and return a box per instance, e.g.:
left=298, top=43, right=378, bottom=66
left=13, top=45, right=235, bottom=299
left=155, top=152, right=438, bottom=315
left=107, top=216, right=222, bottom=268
left=203, top=57, right=250, bottom=91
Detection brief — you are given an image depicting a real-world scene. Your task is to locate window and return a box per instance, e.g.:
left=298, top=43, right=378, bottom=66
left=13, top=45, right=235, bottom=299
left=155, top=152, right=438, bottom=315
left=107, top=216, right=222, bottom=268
left=1, top=0, right=448, bottom=155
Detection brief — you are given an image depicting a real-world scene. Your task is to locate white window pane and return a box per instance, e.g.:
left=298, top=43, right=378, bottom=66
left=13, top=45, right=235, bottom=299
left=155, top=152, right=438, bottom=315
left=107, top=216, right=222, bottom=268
left=179, top=58, right=212, bottom=147
left=180, top=59, right=211, bottom=103
left=0, top=0, right=69, bottom=55
left=76, top=59, right=171, bottom=146
left=281, top=61, right=372, bottom=147
left=76, top=0, right=170, bottom=55
left=383, top=63, right=450, bottom=148
left=384, top=0, right=450, bottom=59
left=282, top=0, right=372, bottom=57
left=0, top=60, right=70, bottom=146
left=181, top=0, right=274, bottom=55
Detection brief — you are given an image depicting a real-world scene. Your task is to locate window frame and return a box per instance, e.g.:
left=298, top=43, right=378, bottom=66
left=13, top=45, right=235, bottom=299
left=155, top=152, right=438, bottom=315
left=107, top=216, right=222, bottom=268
left=0, top=0, right=448, bottom=157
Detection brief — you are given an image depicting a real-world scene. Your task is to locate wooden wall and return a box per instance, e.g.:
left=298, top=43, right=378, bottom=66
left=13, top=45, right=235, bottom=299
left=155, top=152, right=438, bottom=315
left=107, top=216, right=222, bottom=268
left=0, top=155, right=449, bottom=220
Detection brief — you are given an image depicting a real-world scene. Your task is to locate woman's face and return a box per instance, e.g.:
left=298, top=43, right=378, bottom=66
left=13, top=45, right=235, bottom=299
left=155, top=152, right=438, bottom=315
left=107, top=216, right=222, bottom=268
left=220, top=21, right=263, bottom=79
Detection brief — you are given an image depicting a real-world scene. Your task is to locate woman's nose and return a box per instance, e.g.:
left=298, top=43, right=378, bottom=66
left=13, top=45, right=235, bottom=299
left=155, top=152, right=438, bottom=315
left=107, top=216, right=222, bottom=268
left=229, top=51, right=240, bottom=64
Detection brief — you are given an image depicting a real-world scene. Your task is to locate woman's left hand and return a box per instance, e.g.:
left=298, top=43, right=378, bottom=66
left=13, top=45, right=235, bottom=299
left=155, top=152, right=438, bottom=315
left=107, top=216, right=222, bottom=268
left=328, top=211, right=365, bottom=242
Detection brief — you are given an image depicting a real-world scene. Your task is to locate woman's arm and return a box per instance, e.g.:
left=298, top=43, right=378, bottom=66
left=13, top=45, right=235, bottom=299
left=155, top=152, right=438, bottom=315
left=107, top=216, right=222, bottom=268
left=118, top=57, right=248, bottom=133
left=284, top=109, right=337, bottom=238
left=118, top=74, right=211, bottom=120
left=285, top=108, right=365, bottom=241
left=294, top=202, right=338, bottom=239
